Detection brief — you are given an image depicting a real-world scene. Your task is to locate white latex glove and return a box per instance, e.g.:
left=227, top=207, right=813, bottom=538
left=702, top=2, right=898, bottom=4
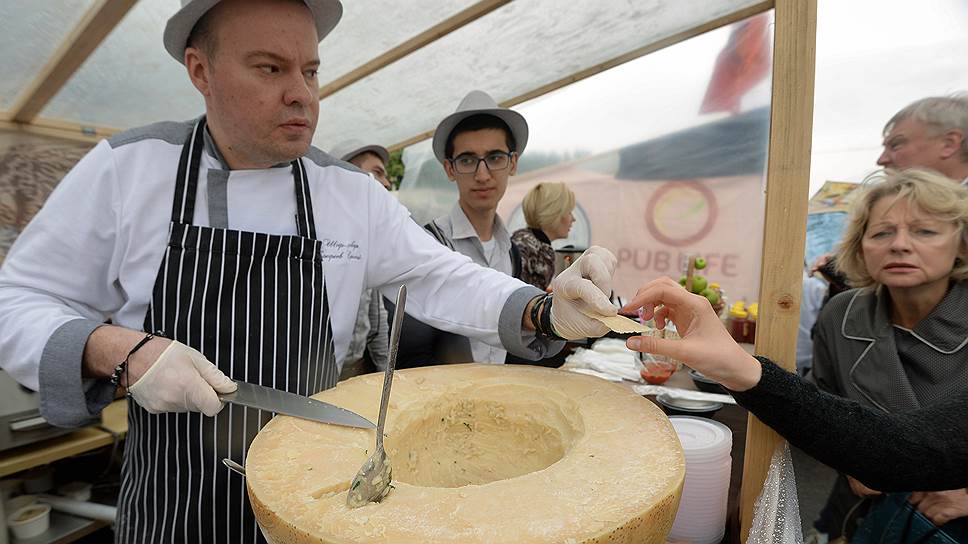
left=548, top=246, right=618, bottom=340
left=127, top=341, right=237, bottom=416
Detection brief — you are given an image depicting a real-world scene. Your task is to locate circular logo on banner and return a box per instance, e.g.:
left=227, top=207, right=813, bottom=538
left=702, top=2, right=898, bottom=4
left=645, top=181, right=718, bottom=247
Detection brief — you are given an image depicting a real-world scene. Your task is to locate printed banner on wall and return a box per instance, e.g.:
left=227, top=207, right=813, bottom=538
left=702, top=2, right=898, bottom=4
left=499, top=166, right=766, bottom=303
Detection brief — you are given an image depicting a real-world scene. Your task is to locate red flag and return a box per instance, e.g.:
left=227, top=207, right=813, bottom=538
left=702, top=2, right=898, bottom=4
left=700, top=14, right=771, bottom=115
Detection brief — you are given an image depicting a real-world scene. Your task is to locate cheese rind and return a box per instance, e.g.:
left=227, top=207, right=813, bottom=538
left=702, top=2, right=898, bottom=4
left=246, top=364, right=684, bottom=543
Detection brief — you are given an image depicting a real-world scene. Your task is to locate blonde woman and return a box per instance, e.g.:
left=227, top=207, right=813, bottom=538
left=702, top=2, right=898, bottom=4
left=809, top=168, right=968, bottom=533
left=511, top=182, right=576, bottom=290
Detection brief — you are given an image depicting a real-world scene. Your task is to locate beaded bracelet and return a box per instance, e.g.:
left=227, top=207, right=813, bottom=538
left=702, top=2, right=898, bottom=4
left=110, top=332, right=156, bottom=389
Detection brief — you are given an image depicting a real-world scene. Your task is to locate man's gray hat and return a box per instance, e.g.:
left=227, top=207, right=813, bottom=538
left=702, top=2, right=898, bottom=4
left=432, top=90, right=528, bottom=163
left=330, top=139, right=390, bottom=165
left=164, top=0, right=343, bottom=63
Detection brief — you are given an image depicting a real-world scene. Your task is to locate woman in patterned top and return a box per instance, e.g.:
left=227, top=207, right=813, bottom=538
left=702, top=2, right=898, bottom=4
left=511, top=182, right=576, bottom=290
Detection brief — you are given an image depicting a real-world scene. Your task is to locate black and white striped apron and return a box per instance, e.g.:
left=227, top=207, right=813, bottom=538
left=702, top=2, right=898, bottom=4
left=115, top=118, right=338, bottom=543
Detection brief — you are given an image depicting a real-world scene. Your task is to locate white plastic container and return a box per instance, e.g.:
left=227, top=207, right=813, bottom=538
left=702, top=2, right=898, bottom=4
left=7, top=502, right=51, bottom=540
left=668, top=416, right=733, bottom=544
left=4, top=495, right=37, bottom=514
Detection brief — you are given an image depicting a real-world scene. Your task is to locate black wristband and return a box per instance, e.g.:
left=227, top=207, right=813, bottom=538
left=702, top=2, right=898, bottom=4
left=539, top=295, right=558, bottom=339
left=531, top=294, right=564, bottom=340
left=110, top=332, right=156, bottom=389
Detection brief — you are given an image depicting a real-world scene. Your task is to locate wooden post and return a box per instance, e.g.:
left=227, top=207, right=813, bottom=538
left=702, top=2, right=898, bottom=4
left=740, top=0, right=817, bottom=540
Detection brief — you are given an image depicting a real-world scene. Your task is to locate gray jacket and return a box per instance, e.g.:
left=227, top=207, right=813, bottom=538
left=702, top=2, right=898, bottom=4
left=810, top=282, right=968, bottom=412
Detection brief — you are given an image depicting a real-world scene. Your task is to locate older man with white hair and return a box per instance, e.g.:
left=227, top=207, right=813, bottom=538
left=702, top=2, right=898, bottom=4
left=878, top=93, right=968, bottom=184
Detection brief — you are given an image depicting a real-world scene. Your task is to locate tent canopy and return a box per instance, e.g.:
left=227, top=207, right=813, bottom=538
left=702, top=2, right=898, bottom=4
left=0, top=0, right=768, bottom=150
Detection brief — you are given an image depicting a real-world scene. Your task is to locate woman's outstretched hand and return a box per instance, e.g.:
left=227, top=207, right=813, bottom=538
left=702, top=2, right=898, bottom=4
left=620, top=277, right=762, bottom=391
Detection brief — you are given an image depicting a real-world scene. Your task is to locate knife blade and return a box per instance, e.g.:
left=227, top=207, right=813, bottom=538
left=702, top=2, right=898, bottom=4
left=218, top=380, right=375, bottom=429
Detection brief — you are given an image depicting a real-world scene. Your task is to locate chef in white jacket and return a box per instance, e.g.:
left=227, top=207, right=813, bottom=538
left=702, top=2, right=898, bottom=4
left=0, top=1, right=616, bottom=542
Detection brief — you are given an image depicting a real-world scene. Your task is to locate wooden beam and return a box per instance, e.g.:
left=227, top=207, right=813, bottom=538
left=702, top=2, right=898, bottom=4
left=318, top=0, right=511, bottom=100
left=740, top=0, right=817, bottom=540
left=9, top=0, right=137, bottom=123
left=0, top=117, right=120, bottom=144
left=387, top=1, right=774, bottom=151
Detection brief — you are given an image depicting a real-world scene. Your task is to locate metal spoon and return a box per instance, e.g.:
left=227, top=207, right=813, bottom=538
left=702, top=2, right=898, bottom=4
left=346, top=284, right=406, bottom=508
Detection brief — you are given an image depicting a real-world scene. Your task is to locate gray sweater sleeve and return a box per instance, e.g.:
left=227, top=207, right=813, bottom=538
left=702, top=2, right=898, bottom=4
left=731, top=357, right=968, bottom=491
left=39, top=319, right=115, bottom=428
left=498, top=285, right=564, bottom=360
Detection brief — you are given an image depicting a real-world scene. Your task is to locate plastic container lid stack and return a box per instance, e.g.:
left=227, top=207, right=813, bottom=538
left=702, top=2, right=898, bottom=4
left=668, top=416, right=733, bottom=544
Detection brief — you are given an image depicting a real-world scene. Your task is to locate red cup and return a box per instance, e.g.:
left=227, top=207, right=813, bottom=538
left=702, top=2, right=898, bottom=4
left=638, top=355, right=680, bottom=385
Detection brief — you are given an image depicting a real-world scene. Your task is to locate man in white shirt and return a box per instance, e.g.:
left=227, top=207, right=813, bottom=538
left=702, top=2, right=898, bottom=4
left=0, top=1, right=617, bottom=542
left=332, top=139, right=393, bottom=189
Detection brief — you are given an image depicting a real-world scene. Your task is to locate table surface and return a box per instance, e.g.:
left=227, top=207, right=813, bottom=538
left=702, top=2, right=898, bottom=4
left=0, top=399, right=127, bottom=478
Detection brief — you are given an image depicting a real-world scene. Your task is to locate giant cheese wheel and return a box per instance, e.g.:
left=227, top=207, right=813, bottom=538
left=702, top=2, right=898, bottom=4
left=246, top=364, right=684, bottom=543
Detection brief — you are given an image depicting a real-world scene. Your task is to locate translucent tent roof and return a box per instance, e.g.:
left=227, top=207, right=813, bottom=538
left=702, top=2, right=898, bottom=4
left=0, top=0, right=767, bottom=150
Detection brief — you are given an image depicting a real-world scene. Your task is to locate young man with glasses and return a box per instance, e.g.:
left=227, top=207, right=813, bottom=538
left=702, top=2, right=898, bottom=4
left=395, top=90, right=526, bottom=366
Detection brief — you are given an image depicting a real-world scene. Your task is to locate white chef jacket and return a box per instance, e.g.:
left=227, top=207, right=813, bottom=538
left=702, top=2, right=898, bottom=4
left=0, top=120, right=558, bottom=426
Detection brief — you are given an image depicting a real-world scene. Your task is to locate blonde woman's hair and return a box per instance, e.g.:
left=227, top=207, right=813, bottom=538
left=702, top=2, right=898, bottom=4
left=522, top=182, right=576, bottom=230
left=835, top=168, right=968, bottom=288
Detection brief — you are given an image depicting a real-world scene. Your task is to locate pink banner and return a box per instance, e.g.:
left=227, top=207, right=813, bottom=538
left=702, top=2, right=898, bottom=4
left=499, top=168, right=766, bottom=303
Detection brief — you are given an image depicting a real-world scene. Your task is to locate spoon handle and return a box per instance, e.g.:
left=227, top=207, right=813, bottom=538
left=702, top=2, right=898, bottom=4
left=376, top=284, right=406, bottom=451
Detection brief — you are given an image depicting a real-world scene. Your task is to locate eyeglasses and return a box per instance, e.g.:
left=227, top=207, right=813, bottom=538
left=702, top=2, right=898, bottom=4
left=449, top=151, right=514, bottom=174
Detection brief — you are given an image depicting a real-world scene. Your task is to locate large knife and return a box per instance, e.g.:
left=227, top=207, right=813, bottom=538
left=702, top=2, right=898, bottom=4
left=218, top=381, right=375, bottom=429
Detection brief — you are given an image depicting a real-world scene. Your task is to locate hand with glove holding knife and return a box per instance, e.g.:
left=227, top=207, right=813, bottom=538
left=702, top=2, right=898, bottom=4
left=83, top=325, right=236, bottom=417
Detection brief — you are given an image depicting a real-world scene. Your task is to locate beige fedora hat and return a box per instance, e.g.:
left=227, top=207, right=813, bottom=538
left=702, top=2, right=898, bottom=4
left=330, top=139, right=390, bottom=164
left=163, top=0, right=343, bottom=63
left=432, top=90, right=528, bottom=163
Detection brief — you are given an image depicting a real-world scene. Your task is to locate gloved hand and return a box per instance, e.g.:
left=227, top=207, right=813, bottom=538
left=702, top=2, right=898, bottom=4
left=548, top=246, right=618, bottom=340
left=127, top=340, right=237, bottom=416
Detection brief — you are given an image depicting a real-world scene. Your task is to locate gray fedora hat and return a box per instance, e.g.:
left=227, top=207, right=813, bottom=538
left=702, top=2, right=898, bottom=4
left=330, top=139, right=389, bottom=165
left=432, top=90, right=528, bottom=163
left=163, top=0, right=343, bottom=63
